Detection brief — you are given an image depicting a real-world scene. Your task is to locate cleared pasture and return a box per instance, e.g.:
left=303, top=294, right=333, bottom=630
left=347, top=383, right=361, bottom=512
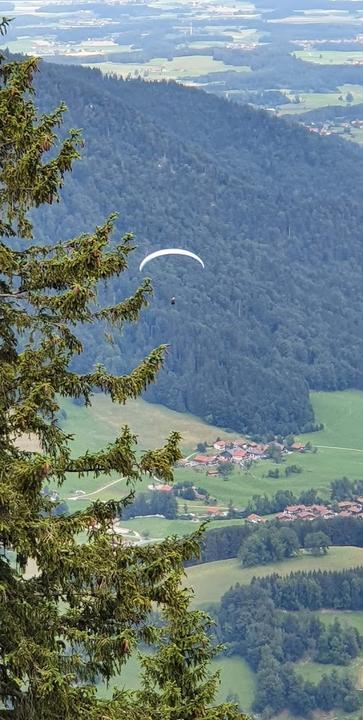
left=186, top=547, right=363, bottom=606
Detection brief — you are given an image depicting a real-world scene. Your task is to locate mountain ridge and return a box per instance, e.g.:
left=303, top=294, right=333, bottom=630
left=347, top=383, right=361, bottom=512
left=28, top=61, right=363, bottom=434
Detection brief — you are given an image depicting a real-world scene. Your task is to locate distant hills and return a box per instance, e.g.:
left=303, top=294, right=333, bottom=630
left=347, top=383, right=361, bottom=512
left=29, top=61, right=363, bottom=435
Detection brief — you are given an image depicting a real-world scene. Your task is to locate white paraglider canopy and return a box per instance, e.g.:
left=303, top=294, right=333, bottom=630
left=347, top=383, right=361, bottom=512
left=139, top=248, right=205, bottom=272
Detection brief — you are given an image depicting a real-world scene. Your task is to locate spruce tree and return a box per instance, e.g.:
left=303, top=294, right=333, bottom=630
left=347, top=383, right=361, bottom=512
left=0, top=23, right=246, bottom=720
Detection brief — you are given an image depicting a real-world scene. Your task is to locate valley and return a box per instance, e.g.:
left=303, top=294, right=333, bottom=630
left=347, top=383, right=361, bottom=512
left=49, top=389, right=363, bottom=713
left=55, top=390, right=363, bottom=536
left=4, top=11, right=363, bottom=718
left=7, top=0, right=363, bottom=147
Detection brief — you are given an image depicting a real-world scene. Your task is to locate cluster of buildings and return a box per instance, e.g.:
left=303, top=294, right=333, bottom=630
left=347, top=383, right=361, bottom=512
left=335, top=499, right=363, bottom=518
left=276, top=503, right=335, bottom=522
left=292, top=35, right=363, bottom=49
left=247, top=499, right=363, bottom=524
left=179, top=438, right=306, bottom=472
left=304, top=118, right=363, bottom=139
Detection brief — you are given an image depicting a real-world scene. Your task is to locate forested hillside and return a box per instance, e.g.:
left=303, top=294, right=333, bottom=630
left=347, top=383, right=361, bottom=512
left=27, top=61, right=363, bottom=434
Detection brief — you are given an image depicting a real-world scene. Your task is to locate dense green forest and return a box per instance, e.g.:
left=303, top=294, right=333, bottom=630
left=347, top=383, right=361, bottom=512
left=216, top=568, right=363, bottom=715
left=24, top=61, right=363, bottom=434
left=190, top=515, right=363, bottom=564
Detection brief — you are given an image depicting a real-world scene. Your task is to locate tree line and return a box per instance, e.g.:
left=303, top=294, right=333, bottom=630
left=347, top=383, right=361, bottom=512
left=121, top=490, right=178, bottom=520
left=188, top=515, right=363, bottom=565
left=239, top=525, right=330, bottom=567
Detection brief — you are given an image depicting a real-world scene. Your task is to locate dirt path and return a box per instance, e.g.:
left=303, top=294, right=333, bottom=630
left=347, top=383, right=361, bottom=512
left=68, top=477, right=124, bottom=500
left=316, top=444, right=363, bottom=453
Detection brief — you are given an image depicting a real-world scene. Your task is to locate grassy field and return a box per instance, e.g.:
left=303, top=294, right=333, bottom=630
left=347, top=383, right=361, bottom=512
left=83, top=56, right=250, bottom=81
left=185, top=547, right=363, bottom=606
left=61, top=394, right=235, bottom=456
left=279, top=84, right=363, bottom=115
left=300, top=390, right=363, bottom=449
left=98, top=653, right=255, bottom=710
left=295, top=49, right=363, bottom=65
left=318, top=610, right=363, bottom=635
left=56, top=393, right=236, bottom=502
left=271, top=11, right=362, bottom=25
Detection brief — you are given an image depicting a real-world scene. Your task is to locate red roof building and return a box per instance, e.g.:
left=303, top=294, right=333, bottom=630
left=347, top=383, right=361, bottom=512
left=246, top=513, right=265, bottom=523
left=206, top=507, right=222, bottom=517
left=232, top=449, right=247, bottom=460
left=213, top=440, right=226, bottom=451
left=194, top=454, right=215, bottom=464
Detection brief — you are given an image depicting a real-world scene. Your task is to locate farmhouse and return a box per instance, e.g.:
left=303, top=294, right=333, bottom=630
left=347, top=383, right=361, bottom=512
left=213, top=440, right=226, bottom=451
left=152, top=483, right=173, bottom=493
left=206, top=506, right=223, bottom=518
left=246, top=513, right=265, bottom=524
left=217, top=449, right=234, bottom=462
left=231, top=448, right=247, bottom=463
left=194, top=454, right=217, bottom=465
left=337, top=501, right=363, bottom=515
left=246, top=443, right=268, bottom=458
left=291, top=442, right=306, bottom=452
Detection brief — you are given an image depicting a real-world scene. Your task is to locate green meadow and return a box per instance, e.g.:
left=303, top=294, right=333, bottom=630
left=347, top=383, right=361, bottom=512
left=295, top=49, right=363, bottom=65
left=279, top=84, right=363, bottom=115
left=83, top=56, right=250, bottom=81
left=185, top=547, right=363, bottom=607
left=98, top=652, right=255, bottom=711
left=318, top=610, right=363, bottom=635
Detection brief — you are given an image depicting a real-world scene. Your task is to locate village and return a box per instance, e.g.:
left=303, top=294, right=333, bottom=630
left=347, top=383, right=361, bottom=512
left=248, top=498, right=363, bottom=525
left=177, top=436, right=307, bottom=474
left=148, top=436, right=363, bottom=525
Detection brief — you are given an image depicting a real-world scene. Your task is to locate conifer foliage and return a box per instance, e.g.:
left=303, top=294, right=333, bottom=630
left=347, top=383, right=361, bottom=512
left=0, top=25, right=245, bottom=720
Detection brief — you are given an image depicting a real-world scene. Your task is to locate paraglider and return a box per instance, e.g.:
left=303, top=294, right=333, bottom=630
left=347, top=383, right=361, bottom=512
left=139, top=248, right=205, bottom=273
left=170, top=296, right=176, bottom=305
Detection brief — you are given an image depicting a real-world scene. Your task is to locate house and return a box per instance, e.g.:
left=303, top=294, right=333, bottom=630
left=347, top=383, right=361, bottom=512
left=310, top=504, right=330, bottom=516
left=291, top=443, right=305, bottom=452
left=246, top=444, right=268, bottom=458
left=350, top=506, right=363, bottom=515
left=298, top=511, right=316, bottom=521
left=246, top=513, right=265, bottom=524
left=276, top=511, right=295, bottom=521
left=155, top=484, right=173, bottom=493
left=217, top=449, right=234, bottom=462
left=207, top=469, right=219, bottom=477
left=286, top=504, right=305, bottom=513
left=231, top=449, right=247, bottom=463
left=206, top=506, right=223, bottom=518
left=213, top=440, right=226, bottom=451
left=194, top=454, right=216, bottom=465
left=338, top=501, right=362, bottom=513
